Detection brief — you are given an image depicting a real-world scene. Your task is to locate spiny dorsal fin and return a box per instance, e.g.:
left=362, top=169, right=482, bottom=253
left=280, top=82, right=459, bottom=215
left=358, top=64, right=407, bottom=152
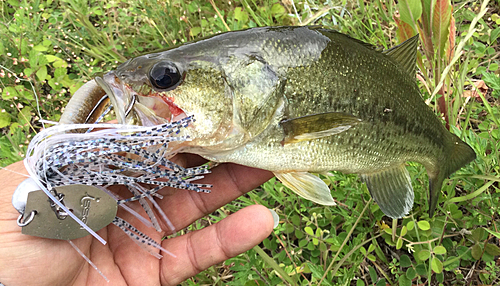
left=274, top=171, right=336, bottom=206
left=360, top=164, right=414, bottom=219
left=383, top=35, right=419, bottom=76
left=280, top=112, right=361, bottom=145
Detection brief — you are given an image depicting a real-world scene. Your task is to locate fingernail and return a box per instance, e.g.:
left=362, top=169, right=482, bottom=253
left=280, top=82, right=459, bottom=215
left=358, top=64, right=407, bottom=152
left=268, top=208, right=279, bottom=228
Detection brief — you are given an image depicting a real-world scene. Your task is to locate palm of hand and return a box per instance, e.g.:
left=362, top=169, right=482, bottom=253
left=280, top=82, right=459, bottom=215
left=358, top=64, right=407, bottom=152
left=0, top=157, right=274, bottom=286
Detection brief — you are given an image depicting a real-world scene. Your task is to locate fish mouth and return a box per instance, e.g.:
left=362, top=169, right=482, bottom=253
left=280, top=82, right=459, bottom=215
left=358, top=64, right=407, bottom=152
left=93, top=72, right=188, bottom=126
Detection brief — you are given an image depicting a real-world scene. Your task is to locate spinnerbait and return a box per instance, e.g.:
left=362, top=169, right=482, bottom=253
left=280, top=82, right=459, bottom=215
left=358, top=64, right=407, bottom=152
left=13, top=115, right=211, bottom=258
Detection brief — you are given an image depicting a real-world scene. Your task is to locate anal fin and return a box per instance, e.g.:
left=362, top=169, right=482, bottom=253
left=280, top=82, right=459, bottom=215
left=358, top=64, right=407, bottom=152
left=274, top=171, right=336, bottom=206
left=360, top=164, right=414, bottom=219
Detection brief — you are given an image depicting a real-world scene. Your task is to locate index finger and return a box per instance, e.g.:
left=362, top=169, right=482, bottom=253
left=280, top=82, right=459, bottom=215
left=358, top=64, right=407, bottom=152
left=155, top=162, right=274, bottom=233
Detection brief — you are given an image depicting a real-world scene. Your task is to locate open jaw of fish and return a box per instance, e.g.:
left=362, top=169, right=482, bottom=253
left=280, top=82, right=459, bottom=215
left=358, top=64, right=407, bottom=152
left=63, top=26, right=476, bottom=220
left=95, top=72, right=188, bottom=126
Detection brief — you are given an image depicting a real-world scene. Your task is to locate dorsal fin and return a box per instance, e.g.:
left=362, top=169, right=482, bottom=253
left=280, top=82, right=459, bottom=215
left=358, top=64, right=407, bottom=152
left=383, top=35, right=419, bottom=76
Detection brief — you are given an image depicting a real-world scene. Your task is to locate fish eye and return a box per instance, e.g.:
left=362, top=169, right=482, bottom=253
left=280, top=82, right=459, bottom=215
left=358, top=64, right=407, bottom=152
left=149, top=62, right=181, bottom=90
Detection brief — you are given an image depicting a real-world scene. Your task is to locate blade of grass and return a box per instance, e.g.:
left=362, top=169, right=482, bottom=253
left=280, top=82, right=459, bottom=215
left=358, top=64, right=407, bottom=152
left=253, top=245, right=296, bottom=285
left=209, top=0, right=230, bottom=31
left=317, top=198, right=372, bottom=285
left=444, top=180, right=494, bottom=205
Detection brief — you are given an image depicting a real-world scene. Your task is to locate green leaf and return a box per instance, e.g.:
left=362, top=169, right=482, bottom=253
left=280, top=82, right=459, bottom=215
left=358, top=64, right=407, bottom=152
left=418, top=249, right=431, bottom=261
left=304, top=226, right=314, bottom=236
left=374, top=241, right=388, bottom=263
left=291, top=214, right=301, bottom=226
left=270, top=3, right=286, bottom=17
left=367, top=254, right=376, bottom=262
left=9, top=122, right=20, bottom=135
left=307, top=241, right=315, bottom=250
left=417, top=221, right=430, bottom=230
left=485, top=243, right=500, bottom=256
left=45, top=55, right=60, bottom=62
left=33, top=44, right=48, bottom=51
left=396, top=237, right=403, bottom=250
left=400, top=225, right=407, bottom=236
left=234, top=7, right=249, bottom=23
left=491, top=27, right=500, bottom=43
left=360, top=246, right=367, bottom=256
left=368, top=243, right=376, bottom=253
left=399, top=274, right=412, bottom=286
left=406, top=267, right=416, bottom=279
left=307, top=262, right=325, bottom=279
left=406, top=221, right=415, bottom=231
left=53, top=59, right=68, bottom=68
left=295, top=229, right=304, bottom=239
left=298, top=239, right=308, bottom=248
left=482, top=73, right=500, bottom=97
left=433, top=246, right=447, bottom=255
left=431, top=257, right=443, bottom=273
left=315, top=227, right=322, bottom=237
left=472, top=227, right=485, bottom=242
left=356, top=279, right=365, bottom=286
left=400, top=254, right=412, bottom=268
left=471, top=244, right=483, bottom=260
left=415, top=263, right=427, bottom=276
left=397, top=0, right=422, bottom=32
left=36, top=65, right=47, bottom=81
left=45, top=55, right=68, bottom=68
left=436, top=271, right=444, bottom=282
left=444, top=256, right=460, bottom=271
left=432, top=0, right=452, bottom=57
left=369, top=266, right=377, bottom=284
left=189, top=27, right=201, bottom=37
left=2, top=86, right=19, bottom=100
left=18, top=106, right=32, bottom=125
left=319, top=241, right=327, bottom=252
left=23, top=68, right=33, bottom=77
left=0, top=112, right=11, bottom=128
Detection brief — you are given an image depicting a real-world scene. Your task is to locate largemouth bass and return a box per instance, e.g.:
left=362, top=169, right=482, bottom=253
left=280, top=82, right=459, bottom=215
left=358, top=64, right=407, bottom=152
left=64, top=26, right=476, bottom=219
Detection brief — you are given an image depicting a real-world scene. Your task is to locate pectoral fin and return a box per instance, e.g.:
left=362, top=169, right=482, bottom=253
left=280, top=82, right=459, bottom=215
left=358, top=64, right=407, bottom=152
left=360, top=164, right=414, bottom=219
left=280, top=112, right=361, bottom=144
left=274, top=171, right=336, bottom=206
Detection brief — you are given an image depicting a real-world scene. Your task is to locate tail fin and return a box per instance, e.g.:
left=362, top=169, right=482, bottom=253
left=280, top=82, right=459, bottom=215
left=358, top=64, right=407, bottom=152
left=428, top=134, right=476, bottom=217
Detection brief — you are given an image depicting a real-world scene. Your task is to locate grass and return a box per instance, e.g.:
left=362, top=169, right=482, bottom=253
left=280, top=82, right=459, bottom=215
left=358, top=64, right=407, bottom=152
left=1, top=0, right=499, bottom=285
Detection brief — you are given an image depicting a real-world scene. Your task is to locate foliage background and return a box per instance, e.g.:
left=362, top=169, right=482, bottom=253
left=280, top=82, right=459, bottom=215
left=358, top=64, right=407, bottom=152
left=1, top=0, right=499, bottom=285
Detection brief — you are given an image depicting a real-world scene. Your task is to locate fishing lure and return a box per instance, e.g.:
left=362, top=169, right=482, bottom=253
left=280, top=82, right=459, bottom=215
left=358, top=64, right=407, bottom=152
left=13, top=116, right=211, bottom=259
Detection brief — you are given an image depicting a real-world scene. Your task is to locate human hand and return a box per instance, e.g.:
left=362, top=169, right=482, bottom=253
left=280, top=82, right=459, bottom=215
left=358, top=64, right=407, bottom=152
left=0, top=155, right=275, bottom=286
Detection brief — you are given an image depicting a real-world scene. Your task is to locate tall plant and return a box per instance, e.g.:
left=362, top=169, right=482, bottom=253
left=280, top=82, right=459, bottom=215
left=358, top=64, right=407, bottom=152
left=394, top=0, right=489, bottom=130
left=395, top=0, right=456, bottom=130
